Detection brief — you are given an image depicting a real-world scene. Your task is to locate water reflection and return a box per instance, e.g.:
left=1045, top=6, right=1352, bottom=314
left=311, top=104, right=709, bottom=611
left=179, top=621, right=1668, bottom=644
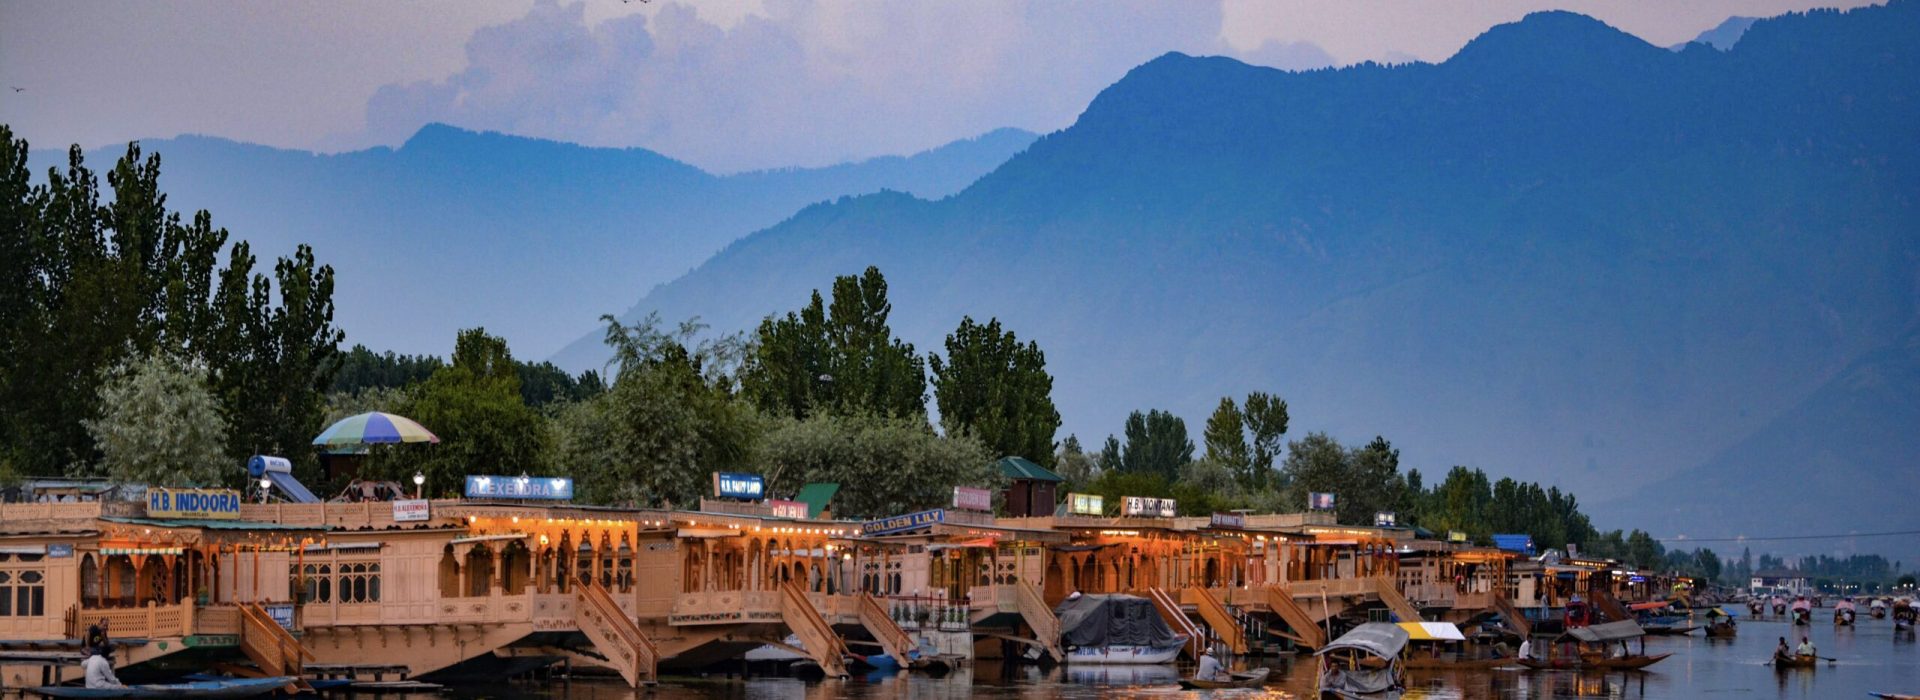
left=432, top=614, right=1918, bottom=700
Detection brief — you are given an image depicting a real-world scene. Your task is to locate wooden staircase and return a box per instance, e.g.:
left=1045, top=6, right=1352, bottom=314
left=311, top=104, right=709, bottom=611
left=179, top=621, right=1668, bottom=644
left=1014, top=580, right=1063, bottom=663
left=857, top=594, right=916, bottom=668
left=1186, top=587, right=1248, bottom=655
left=1372, top=577, right=1424, bottom=622
left=1589, top=588, right=1632, bottom=624
left=574, top=581, right=658, bottom=687
left=1493, top=594, right=1532, bottom=637
left=237, top=603, right=313, bottom=692
left=1147, top=587, right=1205, bottom=659
left=780, top=580, right=849, bottom=678
left=1261, top=585, right=1327, bottom=650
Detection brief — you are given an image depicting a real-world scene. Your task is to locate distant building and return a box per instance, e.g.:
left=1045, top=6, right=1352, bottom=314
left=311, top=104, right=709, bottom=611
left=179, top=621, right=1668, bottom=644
left=1751, top=568, right=1811, bottom=596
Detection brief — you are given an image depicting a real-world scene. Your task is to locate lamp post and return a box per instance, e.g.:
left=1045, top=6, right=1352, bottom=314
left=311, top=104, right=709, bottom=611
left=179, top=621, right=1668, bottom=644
left=413, top=471, right=426, bottom=499
left=259, top=475, right=273, bottom=504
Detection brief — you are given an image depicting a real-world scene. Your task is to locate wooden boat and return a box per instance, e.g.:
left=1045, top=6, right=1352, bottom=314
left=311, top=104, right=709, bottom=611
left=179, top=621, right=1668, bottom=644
left=1703, top=622, right=1736, bottom=638
left=1869, top=694, right=1920, bottom=700
left=31, top=677, right=295, bottom=699
left=1518, top=653, right=1671, bottom=671
left=1771, top=653, right=1818, bottom=669
left=1178, top=666, right=1270, bottom=689
left=1063, top=641, right=1186, bottom=665
left=1317, top=623, right=1407, bottom=698
left=1643, top=624, right=1698, bottom=636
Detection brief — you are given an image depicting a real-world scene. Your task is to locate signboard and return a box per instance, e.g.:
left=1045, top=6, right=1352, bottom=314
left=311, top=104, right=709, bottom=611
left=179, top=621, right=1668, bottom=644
left=952, top=486, right=993, bottom=512
left=712, top=472, right=765, bottom=500
left=1209, top=512, right=1245, bottom=529
left=263, top=603, right=295, bottom=631
left=464, top=475, right=574, bottom=500
left=147, top=487, right=243, bottom=519
left=1067, top=493, right=1104, bottom=516
left=862, top=509, right=945, bottom=536
left=1122, top=496, right=1176, bottom=518
left=768, top=499, right=808, bottom=520
left=392, top=499, right=431, bottom=522
left=1374, top=511, right=1397, bottom=527
left=48, top=544, right=74, bottom=558
left=1492, top=534, right=1534, bottom=554
left=1308, top=492, right=1337, bottom=510
left=1447, top=530, right=1469, bottom=543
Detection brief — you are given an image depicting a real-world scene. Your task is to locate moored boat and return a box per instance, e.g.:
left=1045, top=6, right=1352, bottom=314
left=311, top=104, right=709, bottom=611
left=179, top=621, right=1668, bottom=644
left=1520, top=620, right=1669, bottom=672
left=1316, top=623, right=1407, bottom=699
left=1178, top=666, right=1270, bottom=689
left=1054, top=593, right=1188, bottom=665
left=1518, top=653, right=1671, bottom=671
left=1397, top=621, right=1518, bottom=669
left=31, top=677, right=296, bottom=699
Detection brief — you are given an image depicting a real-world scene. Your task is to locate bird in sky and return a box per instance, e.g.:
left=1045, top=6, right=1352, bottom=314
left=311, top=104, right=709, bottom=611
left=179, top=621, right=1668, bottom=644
left=9, top=87, right=22, bottom=93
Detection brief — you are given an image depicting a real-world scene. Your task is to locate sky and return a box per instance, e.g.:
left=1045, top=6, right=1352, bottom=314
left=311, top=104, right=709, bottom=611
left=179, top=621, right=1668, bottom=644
left=0, top=0, right=1879, bottom=173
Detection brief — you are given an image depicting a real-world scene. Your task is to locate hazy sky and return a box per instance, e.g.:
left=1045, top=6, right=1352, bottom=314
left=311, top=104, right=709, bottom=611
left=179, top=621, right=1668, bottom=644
left=0, top=0, right=1880, bottom=172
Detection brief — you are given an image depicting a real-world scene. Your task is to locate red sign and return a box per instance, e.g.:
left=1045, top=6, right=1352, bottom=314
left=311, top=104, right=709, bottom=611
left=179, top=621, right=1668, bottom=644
left=768, top=499, right=808, bottom=519
left=952, top=486, right=993, bottom=512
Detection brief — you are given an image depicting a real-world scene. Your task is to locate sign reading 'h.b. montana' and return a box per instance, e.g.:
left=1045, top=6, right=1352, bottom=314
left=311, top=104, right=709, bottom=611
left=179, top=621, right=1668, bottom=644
left=147, top=487, right=243, bottom=519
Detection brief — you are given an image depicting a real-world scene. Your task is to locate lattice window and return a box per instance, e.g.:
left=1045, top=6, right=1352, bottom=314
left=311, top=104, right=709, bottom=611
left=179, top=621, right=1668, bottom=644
left=0, top=553, right=48, bottom=617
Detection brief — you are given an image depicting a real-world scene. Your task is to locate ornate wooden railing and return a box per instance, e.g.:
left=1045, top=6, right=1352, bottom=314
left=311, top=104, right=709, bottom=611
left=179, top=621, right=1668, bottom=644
left=779, top=580, right=848, bottom=678
left=857, top=593, right=916, bottom=667
left=1186, top=586, right=1248, bottom=655
left=1014, top=579, right=1062, bottom=662
left=574, top=581, right=657, bottom=686
left=1148, top=587, right=1203, bottom=659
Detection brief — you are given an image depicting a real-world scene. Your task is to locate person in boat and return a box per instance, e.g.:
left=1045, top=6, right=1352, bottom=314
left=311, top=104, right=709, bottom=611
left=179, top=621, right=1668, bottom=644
left=1775, top=637, right=1790, bottom=658
left=1196, top=647, right=1229, bottom=682
left=1518, top=638, right=1534, bottom=661
left=83, top=647, right=123, bottom=689
left=84, top=618, right=110, bottom=657
left=1795, top=636, right=1816, bottom=657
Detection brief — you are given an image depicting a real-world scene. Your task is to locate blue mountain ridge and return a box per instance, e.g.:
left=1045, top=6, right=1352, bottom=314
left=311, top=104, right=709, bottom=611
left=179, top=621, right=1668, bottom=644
left=554, top=3, right=1920, bottom=560
left=26, top=124, right=1039, bottom=358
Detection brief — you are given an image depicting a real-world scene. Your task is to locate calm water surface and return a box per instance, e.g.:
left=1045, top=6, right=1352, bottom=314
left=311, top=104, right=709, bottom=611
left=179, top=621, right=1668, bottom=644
left=433, top=615, right=1917, bottom=699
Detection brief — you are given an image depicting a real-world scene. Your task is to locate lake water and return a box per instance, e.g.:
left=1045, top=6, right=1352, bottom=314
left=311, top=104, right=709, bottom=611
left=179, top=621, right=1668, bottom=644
left=433, top=614, right=1918, bottom=699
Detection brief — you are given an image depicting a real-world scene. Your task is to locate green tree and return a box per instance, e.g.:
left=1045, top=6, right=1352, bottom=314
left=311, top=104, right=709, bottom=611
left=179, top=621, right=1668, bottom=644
left=739, top=267, right=925, bottom=419
left=1281, top=432, right=1349, bottom=515
left=929, top=316, right=1059, bottom=462
left=1202, top=397, right=1251, bottom=479
left=1096, top=435, right=1124, bottom=474
left=1342, top=436, right=1408, bottom=526
left=1243, top=391, right=1289, bottom=488
left=1626, top=530, right=1665, bottom=570
left=1121, top=409, right=1193, bottom=480
left=758, top=412, right=997, bottom=518
left=557, top=315, right=760, bottom=506
left=330, top=345, right=443, bottom=394
left=84, top=353, right=230, bottom=487
left=384, top=329, right=548, bottom=494
left=1054, top=434, right=1098, bottom=488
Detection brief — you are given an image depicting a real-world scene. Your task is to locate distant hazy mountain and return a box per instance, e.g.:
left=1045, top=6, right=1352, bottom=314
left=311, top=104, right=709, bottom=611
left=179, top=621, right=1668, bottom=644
left=558, top=1, right=1920, bottom=555
left=28, top=125, right=1036, bottom=358
left=1673, top=16, right=1758, bottom=51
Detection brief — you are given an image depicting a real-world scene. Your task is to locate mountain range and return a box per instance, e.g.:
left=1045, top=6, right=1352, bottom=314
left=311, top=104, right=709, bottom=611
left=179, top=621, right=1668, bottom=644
left=28, top=125, right=1038, bottom=358
left=551, top=3, right=1920, bottom=560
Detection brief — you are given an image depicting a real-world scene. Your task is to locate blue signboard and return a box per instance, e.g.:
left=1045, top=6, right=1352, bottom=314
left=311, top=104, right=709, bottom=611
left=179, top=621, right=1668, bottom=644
left=48, top=544, right=74, bottom=558
left=464, top=475, right=574, bottom=500
left=1492, top=533, right=1535, bottom=554
left=862, top=509, right=945, bottom=536
left=712, top=472, right=765, bottom=500
left=264, top=603, right=295, bottom=631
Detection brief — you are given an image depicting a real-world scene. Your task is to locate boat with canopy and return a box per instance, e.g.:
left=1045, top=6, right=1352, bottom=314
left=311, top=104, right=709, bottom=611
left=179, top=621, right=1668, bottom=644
left=1316, top=622, right=1407, bottom=699
left=1053, top=594, right=1187, bottom=664
left=1518, top=620, right=1670, bottom=671
left=1398, top=621, right=1517, bottom=669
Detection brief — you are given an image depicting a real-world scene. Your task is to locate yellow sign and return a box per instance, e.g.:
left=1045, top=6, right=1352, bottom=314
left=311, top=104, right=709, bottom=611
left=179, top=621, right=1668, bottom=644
left=147, top=488, right=244, bottom=519
left=1067, top=493, right=1104, bottom=516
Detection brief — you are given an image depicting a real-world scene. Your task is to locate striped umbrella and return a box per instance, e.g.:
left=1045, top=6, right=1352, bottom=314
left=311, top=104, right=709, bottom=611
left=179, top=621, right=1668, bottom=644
left=312, top=412, right=440, bottom=448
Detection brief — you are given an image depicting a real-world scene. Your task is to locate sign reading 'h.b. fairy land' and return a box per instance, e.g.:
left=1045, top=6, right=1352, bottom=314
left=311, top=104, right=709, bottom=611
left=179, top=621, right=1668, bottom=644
left=147, top=488, right=243, bottom=519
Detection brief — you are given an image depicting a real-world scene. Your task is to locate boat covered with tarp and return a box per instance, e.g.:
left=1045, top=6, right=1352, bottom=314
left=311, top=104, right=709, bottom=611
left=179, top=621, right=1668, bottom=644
left=1316, top=622, right=1407, bottom=698
left=1053, top=594, right=1187, bottom=664
left=1398, top=621, right=1515, bottom=669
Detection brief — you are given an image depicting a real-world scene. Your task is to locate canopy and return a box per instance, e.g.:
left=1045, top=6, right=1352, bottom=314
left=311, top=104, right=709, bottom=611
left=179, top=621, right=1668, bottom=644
left=1629, top=601, right=1674, bottom=612
left=312, top=412, right=439, bottom=448
left=1561, top=620, right=1645, bottom=643
left=1705, top=607, right=1735, bottom=618
left=1317, top=622, right=1410, bottom=659
left=1054, top=594, right=1184, bottom=649
left=1398, top=621, right=1466, bottom=642
left=794, top=482, right=839, bottom=518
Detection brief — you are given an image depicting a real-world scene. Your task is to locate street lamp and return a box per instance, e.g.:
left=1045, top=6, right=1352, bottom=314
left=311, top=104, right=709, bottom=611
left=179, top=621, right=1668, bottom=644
left=413, top=472, right=426, bottom=499
left=258, top=475, right=273, bottom=504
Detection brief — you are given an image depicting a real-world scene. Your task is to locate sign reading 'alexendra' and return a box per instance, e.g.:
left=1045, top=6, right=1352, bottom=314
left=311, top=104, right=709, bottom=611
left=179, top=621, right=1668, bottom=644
left=147, top=488, right=243, bottom=519
left=862, top=509, right=945, bottom=536
left=465, top=475, right=573, bottom=500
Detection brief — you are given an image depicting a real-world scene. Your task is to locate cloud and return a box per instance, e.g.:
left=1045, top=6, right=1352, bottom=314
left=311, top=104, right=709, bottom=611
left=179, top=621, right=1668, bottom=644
left=348, top=0, right=1251, bottom=172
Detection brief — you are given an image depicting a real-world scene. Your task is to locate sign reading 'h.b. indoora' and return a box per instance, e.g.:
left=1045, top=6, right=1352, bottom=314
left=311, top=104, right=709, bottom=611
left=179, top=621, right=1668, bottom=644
left=147, top=487, right=243, bottom=519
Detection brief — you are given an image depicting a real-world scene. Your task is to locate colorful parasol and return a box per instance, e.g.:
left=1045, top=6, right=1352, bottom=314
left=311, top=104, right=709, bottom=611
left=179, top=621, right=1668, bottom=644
left=312, top=412, right=440, bottom=448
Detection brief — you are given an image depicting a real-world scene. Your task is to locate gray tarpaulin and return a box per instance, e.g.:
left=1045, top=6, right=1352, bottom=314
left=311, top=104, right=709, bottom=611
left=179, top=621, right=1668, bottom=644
left=1054, top=594, right=1184, bottom=648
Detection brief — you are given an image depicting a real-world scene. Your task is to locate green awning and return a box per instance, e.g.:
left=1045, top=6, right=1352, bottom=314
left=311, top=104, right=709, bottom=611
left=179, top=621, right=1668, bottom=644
left=794, top=482, right=839, bottom=519
left=997, top=456, right=1064, bottom=482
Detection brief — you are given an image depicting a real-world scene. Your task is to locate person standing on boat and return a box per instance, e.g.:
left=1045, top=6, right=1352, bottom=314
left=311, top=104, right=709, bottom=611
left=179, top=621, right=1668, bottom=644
left=1197, top=647, right=1228, bottom=682
left=83, top=647, right=124, bottom=689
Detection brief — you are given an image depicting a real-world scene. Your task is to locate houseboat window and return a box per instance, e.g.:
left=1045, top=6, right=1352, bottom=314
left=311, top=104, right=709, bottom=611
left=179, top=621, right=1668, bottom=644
left=338, top=562, right=379, bottom=603
left=0, top=565, right=47, bottom=617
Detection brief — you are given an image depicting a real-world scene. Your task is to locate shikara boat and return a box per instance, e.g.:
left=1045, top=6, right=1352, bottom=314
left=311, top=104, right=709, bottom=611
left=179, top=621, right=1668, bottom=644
left=1178, top=667, right=1270, bottom=689
left=1518, top=653, right=1671, bottom=671
left=1317, top=623, right=1407, bottom=698
left=1403, top=656, right=1519, bottom=670
left=1702, top=607, right=1737, bottom=638
left=31, top=677, right=295, bottom=699
left=1397, top=622, right=1519, bottom=669
left=1869, top=693, right=1920, bottom=700
left=1771, top=653, right=1818, bottom=669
